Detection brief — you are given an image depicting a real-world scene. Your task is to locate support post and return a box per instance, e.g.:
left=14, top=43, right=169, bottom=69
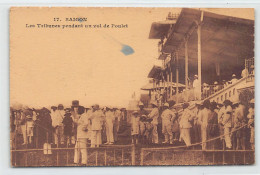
left=167, top=70, right=170, bottom=100
left=185, top=41, right=189, bottom=90
left=170, top=67, right=173, bottom=97
left=140, top=149, right=144, bottom=166
left=131, top=144, right=136, bottom=165
left=197, top=24, right=202, bottom=100
left=176, top=51, right=179, bottom=103
left=104, top=149, right=107, bottom=166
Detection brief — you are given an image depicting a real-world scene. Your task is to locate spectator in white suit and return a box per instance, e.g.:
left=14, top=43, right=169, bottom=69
left=104, top=107, right=115, bottom=145
left=179, top=103, right=194, bottom=146
left=219, top=100, right=233, bottom=149
left=53, top=104, right=65, bottom=146
left=74, top=107, right=90, bottom=165
left=161, top=103, right=176, bottom=144
left=89, top=104, right=104, bottom=147
left=148, top=101, right=159, bottom=144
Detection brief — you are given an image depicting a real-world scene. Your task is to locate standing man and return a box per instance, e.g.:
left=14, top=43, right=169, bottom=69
left=74, top=106, right=90, bottom=166
left=250, top=65, right=255, bottom=75
left=179, top=103, right=193, bottom=147
left=71, top=100, right=80, bottom=144
left=147, top=101, right=159, bottom=144
left=193, top=75, right=200, bottom=100
left=20, top=108, right=28, bottom=145
left=137, top=101, right=148, bottom=143
left=199, top=100, right=211, bottom=150
left=63, top=109, right=73, bottom=146
left=219, top=100, right=233, bottom=149
left=241, top=67, right=249, bottom=78
left=113, top=108, right=121, bottom=143
left=104, top=107, right=115, bottom=145
left=233, top=101, right=246, bottom=150
left=131, top=111, right=140, bottom=144
left=50, top=106, right=57, bottom=144
left=192, top=102, right=202, bottom=144
left=112, top=108, right=118, bottom=143
left=138, top=101, right=148, bottom=118
left=231, top=74, right=238, bottom=84
left=247, top=99, right=254, bottom=150
left=161, top=103, right=176, bottom=144
left=55, top=104, right=65, bottom=146
left=90, top=104, right=104, bottom=147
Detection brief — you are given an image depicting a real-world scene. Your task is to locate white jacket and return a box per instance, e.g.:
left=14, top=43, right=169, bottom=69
left=77, top=112, right=90, bottom=139
left=52, top=110, right=64, bottom=127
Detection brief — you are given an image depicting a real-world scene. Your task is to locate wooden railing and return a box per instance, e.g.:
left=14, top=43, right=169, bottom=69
left=140, top=123, right=254, bottom=165
left=11, top=144, right=134, bottom=167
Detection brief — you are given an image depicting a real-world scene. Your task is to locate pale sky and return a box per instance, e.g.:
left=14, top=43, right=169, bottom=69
left=10, top=8, right=253, bottom=108
left=10, top=7, right=177, bottom=108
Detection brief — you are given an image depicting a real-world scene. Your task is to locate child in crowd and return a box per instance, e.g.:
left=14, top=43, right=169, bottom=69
left=63, top=112, right=74, bottom=146
left=143, top=118, right=153, bottom=144
left=131, top=111, right=140, bottom=144
left=139, top=115, right=146, bottom=144
left=26, top=115, right=34, bottom=144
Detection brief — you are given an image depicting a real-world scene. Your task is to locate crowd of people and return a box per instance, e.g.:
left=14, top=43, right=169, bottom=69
left=10, top=97, right=254, bottom=165
left=10, top=100, right=127, bottom=149
left=152, top=68, right=255, bottom=106
left=130, top=98, right=255, bottom=151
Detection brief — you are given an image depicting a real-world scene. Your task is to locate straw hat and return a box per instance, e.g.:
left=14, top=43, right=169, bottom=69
left=132, top=111, right=138, bottom=115
left=250, top=99, right=255, bottom=104
left=163, top=103, right=169, bottom=107
left=151, top=101, right=158, bottom=107
left=138, top=101, right=144, bottom=106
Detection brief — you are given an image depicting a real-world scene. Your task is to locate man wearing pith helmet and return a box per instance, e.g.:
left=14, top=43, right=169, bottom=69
left=138, top=101, right=148, bottom=118
left=89, top=104, right=104, bottom=147
left=104, top=106, right=114, bottom=145
left=179, top=103, right=193, bottom=146
left=193, top=74, right=200, bottom=100
left=54, top=104, right=65, bottom=145
left=231, top=74, right=238, bottom=84
left=71, top=100, right=80, bottom=144
left=219, top=100, right=233, bottom=149
left=147, top=101, right=159, bottom=144
left=161, top=102, right=176, bottom=144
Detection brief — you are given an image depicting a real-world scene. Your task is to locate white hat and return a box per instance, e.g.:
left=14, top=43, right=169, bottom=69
left=138, top=101, right=144, bottom=106
left=194, top=75, right=198, bottom=78
left=151, top=101, right=158, bottom=107
left=93, top=104, right=99, bottom=109
left=214, top=81, right=218, bottom=85
left=132, top=111, right=138, bottom=114
left=232, top=74, right=236, bottom=77
left=163, top=103, right=169, bottom=107
left=233, top=101, right=240, bottom=105
left=250, top=99, right=255, bottom=103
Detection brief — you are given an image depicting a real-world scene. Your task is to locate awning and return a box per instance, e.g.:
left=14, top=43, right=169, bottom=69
left=162, top=8, right=254, bottom=64
left=148, top=65, right=163, bottom=79
left=149, top=20, right=177, bottom=39
left=160, top=8, right=254, bottom=84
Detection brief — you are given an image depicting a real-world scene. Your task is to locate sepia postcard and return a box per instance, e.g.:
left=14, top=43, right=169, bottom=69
left=10, top=7, right=255, bottom=167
